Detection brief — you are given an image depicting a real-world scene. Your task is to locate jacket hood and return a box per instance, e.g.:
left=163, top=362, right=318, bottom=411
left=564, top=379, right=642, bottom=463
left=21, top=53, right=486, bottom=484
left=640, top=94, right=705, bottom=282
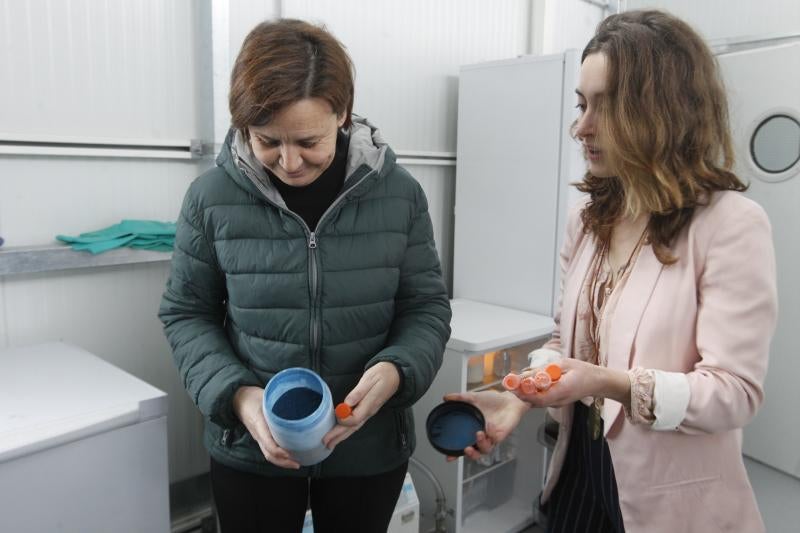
left=216, top=116, right=395, bottom=209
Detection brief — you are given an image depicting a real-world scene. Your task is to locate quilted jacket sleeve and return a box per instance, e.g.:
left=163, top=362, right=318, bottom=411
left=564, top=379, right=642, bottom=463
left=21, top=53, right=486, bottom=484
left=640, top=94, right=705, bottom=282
left=158, top=185, right=261, bottom=429
left=368, top=179, right=452, bottom=408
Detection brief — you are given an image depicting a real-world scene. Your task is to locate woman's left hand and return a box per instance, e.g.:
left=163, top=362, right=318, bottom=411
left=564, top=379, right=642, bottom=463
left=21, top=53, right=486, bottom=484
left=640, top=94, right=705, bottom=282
left=322, top=361, right=401, bottom=450
left=513, top=358, right=630, bottom=407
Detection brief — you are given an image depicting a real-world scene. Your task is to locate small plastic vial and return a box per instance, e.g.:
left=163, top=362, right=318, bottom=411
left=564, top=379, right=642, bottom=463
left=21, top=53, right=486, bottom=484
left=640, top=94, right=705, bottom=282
left=502, top=373, right=521, bottom=391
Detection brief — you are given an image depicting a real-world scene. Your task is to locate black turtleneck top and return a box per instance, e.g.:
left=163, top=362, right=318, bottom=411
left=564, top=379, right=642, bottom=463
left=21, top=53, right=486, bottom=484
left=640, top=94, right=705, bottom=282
left=267, top=132, right=349, bottom=231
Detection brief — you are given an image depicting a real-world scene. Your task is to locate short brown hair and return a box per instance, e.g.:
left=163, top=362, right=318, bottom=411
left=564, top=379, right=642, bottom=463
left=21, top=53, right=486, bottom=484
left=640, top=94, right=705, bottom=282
left=575, top=10, right=747, bottom=264
left=229, top=19, right=355, bottom=130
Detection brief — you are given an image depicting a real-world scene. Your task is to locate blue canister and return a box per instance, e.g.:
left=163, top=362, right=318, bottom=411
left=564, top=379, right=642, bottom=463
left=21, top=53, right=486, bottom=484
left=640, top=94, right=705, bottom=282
left=262, top=367, right=336, bottom=466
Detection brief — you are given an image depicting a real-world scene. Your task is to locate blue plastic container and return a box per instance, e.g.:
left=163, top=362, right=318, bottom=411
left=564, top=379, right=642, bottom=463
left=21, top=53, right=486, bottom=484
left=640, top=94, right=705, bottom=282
left=262, top=367, right=335, bottom=466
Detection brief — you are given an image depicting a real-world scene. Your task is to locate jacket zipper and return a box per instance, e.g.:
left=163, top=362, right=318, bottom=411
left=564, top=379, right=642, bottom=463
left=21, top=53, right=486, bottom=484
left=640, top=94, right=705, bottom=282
left=303, top=177, right=374, bottom=479
left=308, top=231, right=320, bottom=375
left=397, top=411, right=408, bottom=450
left=308, top=231, right=322, bottom=478
left=302, top=168, right=375, bottom=370
left=236, top=157, right=378, bottom=476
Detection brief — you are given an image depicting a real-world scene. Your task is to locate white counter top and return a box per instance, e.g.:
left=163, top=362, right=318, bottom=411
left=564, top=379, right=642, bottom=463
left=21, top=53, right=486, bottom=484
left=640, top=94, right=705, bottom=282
left=447, top=298, right=554, bottom=354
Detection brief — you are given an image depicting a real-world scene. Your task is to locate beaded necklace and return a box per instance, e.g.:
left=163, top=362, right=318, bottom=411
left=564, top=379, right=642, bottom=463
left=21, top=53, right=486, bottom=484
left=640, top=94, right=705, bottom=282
left=586, top=226, right=648, bottom=439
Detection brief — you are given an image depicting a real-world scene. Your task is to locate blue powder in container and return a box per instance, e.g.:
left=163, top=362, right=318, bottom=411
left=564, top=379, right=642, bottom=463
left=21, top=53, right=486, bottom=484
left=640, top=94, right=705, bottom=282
left=429, top=411, right=483, bottom=450
left=272, top=387, right=322, bottom=420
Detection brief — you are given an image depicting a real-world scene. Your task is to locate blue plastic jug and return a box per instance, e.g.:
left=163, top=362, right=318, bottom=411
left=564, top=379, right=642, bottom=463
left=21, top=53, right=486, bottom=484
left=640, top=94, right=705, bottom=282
left=262, top=367, right=336, bottom=466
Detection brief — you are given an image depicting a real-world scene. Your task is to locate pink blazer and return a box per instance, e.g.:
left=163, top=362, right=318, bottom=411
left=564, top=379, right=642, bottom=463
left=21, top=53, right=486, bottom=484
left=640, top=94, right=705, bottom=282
left=541, top=191, right=778, bottom=533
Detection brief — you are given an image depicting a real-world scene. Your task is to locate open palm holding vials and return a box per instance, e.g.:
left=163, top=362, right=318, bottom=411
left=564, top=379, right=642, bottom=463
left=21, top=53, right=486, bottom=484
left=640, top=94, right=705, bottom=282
left=502, top=363, right=562, bottom=394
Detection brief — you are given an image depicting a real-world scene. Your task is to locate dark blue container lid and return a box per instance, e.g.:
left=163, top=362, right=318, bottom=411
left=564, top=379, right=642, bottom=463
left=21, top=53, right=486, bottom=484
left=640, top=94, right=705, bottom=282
left=425, top=400, right=485, bottom=456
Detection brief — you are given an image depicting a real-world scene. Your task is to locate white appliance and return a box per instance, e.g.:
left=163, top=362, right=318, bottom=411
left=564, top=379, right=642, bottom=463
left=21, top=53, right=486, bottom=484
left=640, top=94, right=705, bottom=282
left=718, top=39, right=800, bottom=479
left=410, top=50, right=579, bottom=532
left=412, top=299, right=554, bottom=533
left=453, top=50, right=583, bottom=317
left=0, top=342, right=169, bottom=533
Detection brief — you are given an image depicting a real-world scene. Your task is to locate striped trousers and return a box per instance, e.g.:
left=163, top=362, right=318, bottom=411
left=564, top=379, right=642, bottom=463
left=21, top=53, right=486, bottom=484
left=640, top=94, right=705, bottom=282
left=545, top=402, right=625, bottom=533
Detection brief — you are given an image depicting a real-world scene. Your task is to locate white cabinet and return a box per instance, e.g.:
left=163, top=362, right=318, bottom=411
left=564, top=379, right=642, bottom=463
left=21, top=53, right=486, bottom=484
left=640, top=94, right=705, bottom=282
left=0, top=342, right=169, bottom=533
left=412, top=299, right=553, bottom=533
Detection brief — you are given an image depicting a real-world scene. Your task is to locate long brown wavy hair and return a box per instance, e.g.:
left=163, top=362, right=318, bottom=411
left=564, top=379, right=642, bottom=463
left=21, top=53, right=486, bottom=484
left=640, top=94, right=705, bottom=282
left=576, top=10, right=747, bottom=264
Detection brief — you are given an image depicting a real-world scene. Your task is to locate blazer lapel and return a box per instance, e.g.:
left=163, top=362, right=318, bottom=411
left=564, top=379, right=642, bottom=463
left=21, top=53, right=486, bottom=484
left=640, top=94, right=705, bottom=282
left=560, top=234, right=596, bottom=360
left=603, top=243, right=664, bottom=435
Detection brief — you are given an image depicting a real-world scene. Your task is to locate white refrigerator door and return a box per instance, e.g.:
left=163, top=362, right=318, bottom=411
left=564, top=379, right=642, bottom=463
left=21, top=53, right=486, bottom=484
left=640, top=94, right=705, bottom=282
left=453, top=51, right=581, bottom=317
left=719, top=41, right=800, bottom=478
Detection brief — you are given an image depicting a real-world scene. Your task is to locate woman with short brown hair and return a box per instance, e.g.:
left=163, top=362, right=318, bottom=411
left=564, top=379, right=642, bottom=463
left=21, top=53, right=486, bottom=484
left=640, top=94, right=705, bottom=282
left=229, top=19, right=355, bottom=133
left=160, top=19, right=451, bottom=532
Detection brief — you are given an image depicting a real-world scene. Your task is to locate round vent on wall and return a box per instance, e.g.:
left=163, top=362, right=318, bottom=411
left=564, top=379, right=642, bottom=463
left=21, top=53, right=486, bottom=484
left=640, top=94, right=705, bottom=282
left=749, top=111, right=800, bottom=183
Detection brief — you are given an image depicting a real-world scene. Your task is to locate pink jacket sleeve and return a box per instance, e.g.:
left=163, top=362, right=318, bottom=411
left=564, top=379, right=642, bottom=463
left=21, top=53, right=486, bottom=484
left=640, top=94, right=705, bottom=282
left=680, top=201, right=778, bottom=434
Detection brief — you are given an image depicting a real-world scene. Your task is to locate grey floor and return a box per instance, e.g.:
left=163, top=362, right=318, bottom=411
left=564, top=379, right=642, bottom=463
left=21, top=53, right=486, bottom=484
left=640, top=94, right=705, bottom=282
left=744, top=456, right=800, bottom=533
left=178, top=456, right=798, bottom=533
left=517, top=456, right=799, bottom=533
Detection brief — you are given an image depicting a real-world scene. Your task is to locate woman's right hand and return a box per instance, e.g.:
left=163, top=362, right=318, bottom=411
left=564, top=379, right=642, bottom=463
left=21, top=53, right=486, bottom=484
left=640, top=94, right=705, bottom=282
left=232, top=386, right=300, bottom=470
left=442, top=390, right=531, bottom=461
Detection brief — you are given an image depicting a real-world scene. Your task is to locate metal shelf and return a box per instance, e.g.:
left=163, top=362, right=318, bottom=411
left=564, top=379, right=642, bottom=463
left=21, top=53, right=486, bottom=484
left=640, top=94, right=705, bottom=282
left=462, top=456, right=516, bottom=485
left=0, top=244, right=172, bottom=276
left=461, top=497, right=535, bottom=533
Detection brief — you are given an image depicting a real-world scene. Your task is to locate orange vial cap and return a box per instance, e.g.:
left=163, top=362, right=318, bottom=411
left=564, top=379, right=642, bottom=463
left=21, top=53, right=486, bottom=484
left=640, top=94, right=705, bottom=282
left=502, top=373, right=521, bottom=391
left=335, top=402, right=352, bottom=419
left=520, top=376, right=537, bottom=395
left=533, top=370, right=552, bottom=391
left=545, top=364, right=562, bottom=382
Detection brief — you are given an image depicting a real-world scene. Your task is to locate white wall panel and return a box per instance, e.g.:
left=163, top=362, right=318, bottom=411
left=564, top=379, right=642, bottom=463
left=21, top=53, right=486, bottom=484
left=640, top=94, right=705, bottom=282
left=719, top=42, right=800, bottom=478
left=228, top=0, right=281, bottom=64
left=0, top=158, right=206, bottom=246
left=281, top=0, right=533, bottom=153
left=0, top=0, right=214, bottom=485
left=542, top=0, right=605, bottom=54
left=405, top=164, right=456, bottom=294
left=210, top=0, right=281, bottom=146
left=624, top=0, right=800, bottom=42
left=0, top=263, right=208, bottom=483
left=0, top=0, right=203, bottom=140
left=0, top=156, right=210, bottom=483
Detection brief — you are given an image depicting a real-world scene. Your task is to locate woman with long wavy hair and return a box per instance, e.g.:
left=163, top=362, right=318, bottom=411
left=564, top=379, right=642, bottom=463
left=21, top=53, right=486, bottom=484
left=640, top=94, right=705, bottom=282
left=447, top=10, right=777, bottom=532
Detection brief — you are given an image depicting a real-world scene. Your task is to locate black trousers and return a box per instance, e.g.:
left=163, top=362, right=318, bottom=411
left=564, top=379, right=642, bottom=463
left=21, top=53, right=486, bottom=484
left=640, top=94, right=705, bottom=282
left=546, top=402, right=625, bottom=533
left=210, top=458, right=408, bottom=533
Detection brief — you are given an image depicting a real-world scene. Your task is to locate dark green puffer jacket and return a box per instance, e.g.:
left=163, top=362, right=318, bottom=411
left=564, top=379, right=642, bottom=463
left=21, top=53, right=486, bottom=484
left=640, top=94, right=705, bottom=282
left=159, top=117, right=451, bottom=478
